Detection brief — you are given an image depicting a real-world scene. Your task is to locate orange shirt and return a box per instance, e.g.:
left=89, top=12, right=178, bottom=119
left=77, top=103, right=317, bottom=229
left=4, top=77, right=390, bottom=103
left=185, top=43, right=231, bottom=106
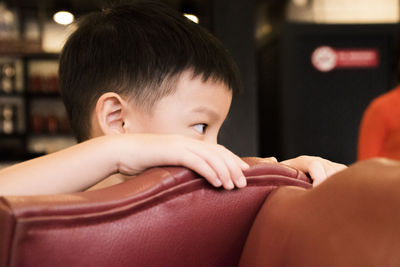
left=358, top=85, right=400, bottom=161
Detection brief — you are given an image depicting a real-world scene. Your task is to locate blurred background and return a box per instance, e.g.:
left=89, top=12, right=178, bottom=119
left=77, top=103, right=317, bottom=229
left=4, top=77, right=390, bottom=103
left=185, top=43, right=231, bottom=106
left=0, top=0, right=399, bottom=167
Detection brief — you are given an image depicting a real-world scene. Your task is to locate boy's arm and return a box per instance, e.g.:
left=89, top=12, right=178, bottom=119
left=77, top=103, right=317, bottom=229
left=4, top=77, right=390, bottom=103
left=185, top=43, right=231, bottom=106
left=0, top=136, right=117, bottom=195
left=0, top=134, right=249, bottom=196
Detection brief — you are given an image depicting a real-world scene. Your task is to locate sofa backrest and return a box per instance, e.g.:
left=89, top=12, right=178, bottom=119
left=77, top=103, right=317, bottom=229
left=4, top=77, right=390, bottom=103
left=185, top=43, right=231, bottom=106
left=0, top=158, right=311, bottom=267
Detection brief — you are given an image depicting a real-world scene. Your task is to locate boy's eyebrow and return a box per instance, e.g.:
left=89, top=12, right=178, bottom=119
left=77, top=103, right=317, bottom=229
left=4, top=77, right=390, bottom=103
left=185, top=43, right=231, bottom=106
left=190, top=106, right=220, bottom=120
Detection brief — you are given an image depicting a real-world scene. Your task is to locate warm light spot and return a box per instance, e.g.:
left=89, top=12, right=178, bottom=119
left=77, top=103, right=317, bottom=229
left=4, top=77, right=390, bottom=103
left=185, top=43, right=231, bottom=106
left=312, top=0, right=399, bottom=23
left=53, top=11, right=74, bottom=25
left=184, top=13, right=199, bottom=24
left=288, top=0, right=400, bottom=24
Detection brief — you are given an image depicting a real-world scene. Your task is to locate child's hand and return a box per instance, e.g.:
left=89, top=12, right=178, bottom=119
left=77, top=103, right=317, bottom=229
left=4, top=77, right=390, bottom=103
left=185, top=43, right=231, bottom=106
left=113, top=134, right=249, bottom=190
left=279, top=156, right=347, bottom=186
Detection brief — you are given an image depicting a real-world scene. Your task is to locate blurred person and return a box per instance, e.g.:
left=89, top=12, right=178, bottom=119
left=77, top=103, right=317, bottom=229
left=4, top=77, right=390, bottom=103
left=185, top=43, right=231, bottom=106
left=358, top=85, right=400, bottom=160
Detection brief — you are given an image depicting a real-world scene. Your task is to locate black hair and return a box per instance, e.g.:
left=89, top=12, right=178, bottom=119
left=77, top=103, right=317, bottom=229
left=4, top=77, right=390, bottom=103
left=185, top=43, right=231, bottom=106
left=59, top=0, right=242, bottom=142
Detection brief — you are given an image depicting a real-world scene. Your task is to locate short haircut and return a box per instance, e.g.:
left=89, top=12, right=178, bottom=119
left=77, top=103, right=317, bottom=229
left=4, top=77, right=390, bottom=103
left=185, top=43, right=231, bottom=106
left=59, top=1, right=242, bottom=142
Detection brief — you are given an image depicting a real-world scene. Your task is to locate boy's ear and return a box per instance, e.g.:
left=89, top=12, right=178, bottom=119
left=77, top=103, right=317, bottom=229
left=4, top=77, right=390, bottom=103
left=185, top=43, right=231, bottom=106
left=95, top=92, right=128, bottom=135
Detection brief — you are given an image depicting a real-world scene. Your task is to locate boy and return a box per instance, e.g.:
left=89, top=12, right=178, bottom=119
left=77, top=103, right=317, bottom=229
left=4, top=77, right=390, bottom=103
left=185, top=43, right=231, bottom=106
left=0, top=1, right=345, bottom=195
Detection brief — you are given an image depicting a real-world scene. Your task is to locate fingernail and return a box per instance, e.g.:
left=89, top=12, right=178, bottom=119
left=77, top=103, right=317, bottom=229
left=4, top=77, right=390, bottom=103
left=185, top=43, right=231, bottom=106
left=241, top=162, right=250, bottom=169
left=214, top=179, right=222, bottom=187
left=226, top=180, right=234, bottom=190
left=236, top=176, right=247, bottom=188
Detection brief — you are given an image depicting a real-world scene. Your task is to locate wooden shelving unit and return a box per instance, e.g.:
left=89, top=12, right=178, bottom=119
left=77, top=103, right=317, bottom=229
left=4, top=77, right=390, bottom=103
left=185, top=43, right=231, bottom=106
left=0, top=52, right=75, bottom=163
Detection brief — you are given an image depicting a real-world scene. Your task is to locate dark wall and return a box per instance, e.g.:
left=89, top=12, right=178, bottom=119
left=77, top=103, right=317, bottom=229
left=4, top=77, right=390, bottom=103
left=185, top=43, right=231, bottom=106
left=280, top=23, right=399, bottom=164
left=257, top=29, right=283, bottom=159
left=212, top=0, right=259, bottom=157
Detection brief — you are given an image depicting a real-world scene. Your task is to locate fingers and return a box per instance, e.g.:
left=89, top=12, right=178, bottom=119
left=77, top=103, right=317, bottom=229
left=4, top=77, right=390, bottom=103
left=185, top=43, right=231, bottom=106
left=313, top=161, right=347, bottom=187
left=177, top=152, right=223, bottom=188
left=263, top=157, right=278, bottom=163
left=325, top=162, right=347, bottom=177
left=120, top=134, right=249, bottom=190
left=280, top=155, right=347, bottom=187
left=186, top=143, right=248, bottom=190
left=216, top=146, right=248, bottom=188
left=307, top=160, right=327, bottom=186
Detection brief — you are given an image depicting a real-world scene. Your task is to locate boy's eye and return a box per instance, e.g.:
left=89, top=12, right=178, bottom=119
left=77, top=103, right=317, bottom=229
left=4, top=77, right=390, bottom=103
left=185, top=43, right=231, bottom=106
left=193, top=123, right=208, bottom=134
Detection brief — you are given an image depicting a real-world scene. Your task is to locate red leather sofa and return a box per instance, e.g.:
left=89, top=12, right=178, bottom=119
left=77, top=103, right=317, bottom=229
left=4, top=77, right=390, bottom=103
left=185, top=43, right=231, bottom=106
left=240, top=158, right=400, bottom=267
left=1, top=157, right=400, bottom=266
left=0, top=158, right=310, bottom=266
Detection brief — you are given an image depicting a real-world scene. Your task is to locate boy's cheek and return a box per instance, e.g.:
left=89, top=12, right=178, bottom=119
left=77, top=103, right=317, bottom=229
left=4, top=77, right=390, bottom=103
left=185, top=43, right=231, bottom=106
left=205, top=136, right=218, bottom=144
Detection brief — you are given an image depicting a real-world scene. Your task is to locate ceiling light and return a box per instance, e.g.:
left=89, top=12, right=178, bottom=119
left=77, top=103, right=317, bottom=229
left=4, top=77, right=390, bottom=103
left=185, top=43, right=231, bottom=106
left=53, top=11, right=74, bottom=25
left=184, top=13, right=199, bottom=24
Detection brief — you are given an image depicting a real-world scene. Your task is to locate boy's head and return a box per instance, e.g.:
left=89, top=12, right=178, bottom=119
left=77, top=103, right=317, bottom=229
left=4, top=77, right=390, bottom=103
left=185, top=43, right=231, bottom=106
left=59, top=1, right=241, bottom=142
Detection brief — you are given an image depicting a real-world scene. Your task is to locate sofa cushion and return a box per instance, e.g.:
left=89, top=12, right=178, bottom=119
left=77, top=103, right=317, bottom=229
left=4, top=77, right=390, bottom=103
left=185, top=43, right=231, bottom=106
left=240, top=158, right=400, bottom=267
left=0, top=158, right=311, bottom=267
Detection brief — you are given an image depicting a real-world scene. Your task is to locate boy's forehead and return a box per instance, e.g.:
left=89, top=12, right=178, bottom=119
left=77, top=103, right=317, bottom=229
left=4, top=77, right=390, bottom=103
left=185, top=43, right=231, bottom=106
left=157, top=71, right=232, bottom=114
left=175, top=70, right=232, bottom=95
left=175, top=74, right=232, bottom=107
left=125, top=70, right=232, bottom=119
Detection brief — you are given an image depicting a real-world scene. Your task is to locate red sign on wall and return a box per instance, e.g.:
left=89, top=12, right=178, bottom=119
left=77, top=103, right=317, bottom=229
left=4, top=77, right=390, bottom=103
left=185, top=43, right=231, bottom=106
left=311, top=46, right=379, bottom=72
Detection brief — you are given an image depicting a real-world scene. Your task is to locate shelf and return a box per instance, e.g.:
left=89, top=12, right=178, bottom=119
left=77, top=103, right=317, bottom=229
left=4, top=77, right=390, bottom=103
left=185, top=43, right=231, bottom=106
left=0, top=40, right=43, bottom=56
left=0, top=133, right=25, bottom=138
left=27, top=92, right=61, bottom=98
left=0, top=51, right=72, bottom=162
left=0, top=92, right=24, bottom=97
left=23, top=53, right=59, bottom=60
left=28, top=132, right=73, bottom=138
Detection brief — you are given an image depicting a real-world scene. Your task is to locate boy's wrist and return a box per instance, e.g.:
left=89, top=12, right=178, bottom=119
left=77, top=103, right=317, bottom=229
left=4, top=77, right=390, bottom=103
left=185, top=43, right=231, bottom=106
left=88, top=135, right=122, bottom=176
